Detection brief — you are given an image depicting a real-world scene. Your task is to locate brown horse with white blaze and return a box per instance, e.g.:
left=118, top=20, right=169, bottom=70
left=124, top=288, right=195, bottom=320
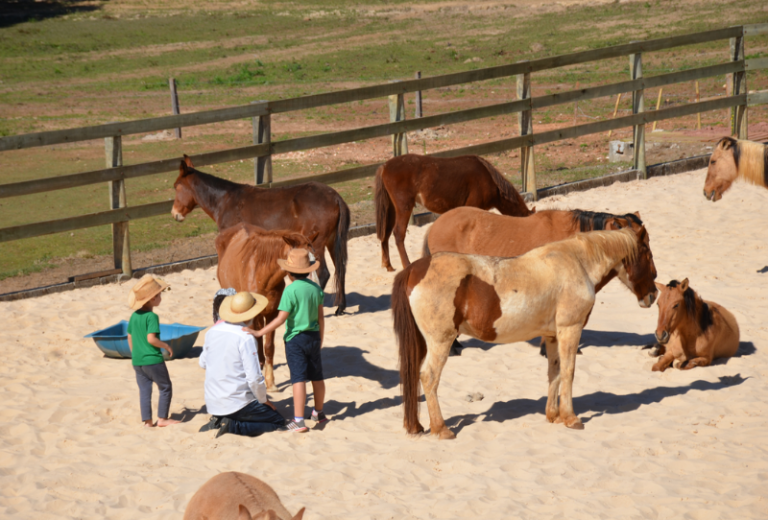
left=375, top=154, right=533, bottom=271
left=172, top=156, right=349, bottom=314
left=650, top=279, right=739, bottom=372
left=703, top=137, right=768, bottom=201
left=394, top=229, right=639, bottom=438
left=216, top=223, right=319, bottom=390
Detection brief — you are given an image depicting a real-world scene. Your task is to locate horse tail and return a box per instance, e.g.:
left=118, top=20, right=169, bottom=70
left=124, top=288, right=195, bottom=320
left=392, top=265, right=427, bottom=435
left=332, top=195, right=350, bottom=312
left=421, top=227, right=431, bottom=258
left=476, top=156, right=532, bottom=216
left=375, top=164, right=392, bottom=241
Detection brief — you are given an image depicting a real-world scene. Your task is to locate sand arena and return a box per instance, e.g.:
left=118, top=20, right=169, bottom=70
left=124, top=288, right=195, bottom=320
left=1, top=168, right=767, bottom=519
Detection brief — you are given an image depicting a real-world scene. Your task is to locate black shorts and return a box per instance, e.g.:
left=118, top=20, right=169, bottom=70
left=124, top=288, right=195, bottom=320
left=285, top=331, right=324, bottom=384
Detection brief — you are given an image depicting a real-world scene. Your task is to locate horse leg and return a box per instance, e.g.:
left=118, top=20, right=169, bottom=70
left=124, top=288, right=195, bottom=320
left=393, top=202, right=415, bottom=269
left=555, top=325, right=584, bottom=430
left=681, top=356, right=712, bottom=370
left=543, top=336, right=561, bottom=424
left=263, top=330, right=277, bottom=391
left=380, top=201, right=397, bottom=272
left=314, top=237, right=331, bottom=291
left=651, top=352, right=675, bottom=372
left=420, top=341, right=455, bottom=440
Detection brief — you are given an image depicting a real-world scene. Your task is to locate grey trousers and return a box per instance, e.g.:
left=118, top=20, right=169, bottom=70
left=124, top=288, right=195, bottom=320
left=133, top=363, right=172, bottom=421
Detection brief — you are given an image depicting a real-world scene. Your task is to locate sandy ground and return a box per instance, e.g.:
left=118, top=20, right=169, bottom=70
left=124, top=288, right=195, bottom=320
left=1, top=167, right=767, bottom=519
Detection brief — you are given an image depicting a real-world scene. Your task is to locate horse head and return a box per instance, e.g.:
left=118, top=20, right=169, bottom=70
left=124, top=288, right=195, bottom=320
left=608, top=212, right=658, bottom=308
left=172, top=155, right=198, bottom=222
left=703, top=137, right=739, bottom=202
left=281, top=231, right=321, bottom=285
left=653, top=279, right=690, bottom=344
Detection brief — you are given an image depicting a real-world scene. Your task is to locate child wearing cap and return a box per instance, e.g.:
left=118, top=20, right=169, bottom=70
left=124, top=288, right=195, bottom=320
left=244, top=249, right=326, bottom=433
left=127, top=274, right=180, bottom=428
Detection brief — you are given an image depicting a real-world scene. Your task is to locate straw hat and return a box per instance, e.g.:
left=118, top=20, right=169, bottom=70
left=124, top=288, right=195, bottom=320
left=277, top=249, right=320, bottom=274
left=219, top=291, right=269, bottom=323
left=128, top=275, right=169, bottom=310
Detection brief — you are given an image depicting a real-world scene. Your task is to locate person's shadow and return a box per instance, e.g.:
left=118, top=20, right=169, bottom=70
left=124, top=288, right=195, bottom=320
left=445, top=374, right=750, bottom=435
left=170, top=404, right=208, bottom=423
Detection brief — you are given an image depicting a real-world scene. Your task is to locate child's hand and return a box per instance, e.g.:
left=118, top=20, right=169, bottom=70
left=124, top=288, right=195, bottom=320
left=242, top=326, right=264, bottom=338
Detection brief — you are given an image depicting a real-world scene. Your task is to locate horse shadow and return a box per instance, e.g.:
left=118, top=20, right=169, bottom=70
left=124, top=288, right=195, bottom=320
left=331, top=292, right=391, bottom=315
left=445, top=374, right=749, bottom=435
left=757, top=266, right=768, bottom=274
left=734, top=341, right=757, bottom=358
left=322, top=396, right=402, bottom=422
left=579, top=329, right=656, bottom=348
left=323, top=346, right=400, bottom=389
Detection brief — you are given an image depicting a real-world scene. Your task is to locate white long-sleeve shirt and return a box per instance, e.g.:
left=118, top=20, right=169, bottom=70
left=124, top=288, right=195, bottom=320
left=199, top=322, right=267, bottom=416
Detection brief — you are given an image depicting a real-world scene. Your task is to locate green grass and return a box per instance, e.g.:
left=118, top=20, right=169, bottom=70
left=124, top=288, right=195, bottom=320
left=1, top=0, right=767, bottom=282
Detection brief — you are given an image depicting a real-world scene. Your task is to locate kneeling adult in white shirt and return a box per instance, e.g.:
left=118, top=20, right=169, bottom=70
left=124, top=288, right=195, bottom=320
left=199, top=291, right=286, bottom=437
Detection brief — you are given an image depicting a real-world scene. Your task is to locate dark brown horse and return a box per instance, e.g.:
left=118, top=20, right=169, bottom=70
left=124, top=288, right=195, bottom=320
left=424, top=207, right=658, bottom=355
left=216, top=223, right=320, bottom=390
left=375, top=154, right=533, bottom=271
left=172, top=156, right=350, bottom=314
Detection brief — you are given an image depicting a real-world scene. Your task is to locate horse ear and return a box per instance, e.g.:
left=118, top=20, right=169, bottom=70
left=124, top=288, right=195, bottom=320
left=680, top=278, right=689, bottom=292
left=238, top=505, right=253, bottom=520
left=292, top=508, right=306, bottom=520
left=605, top=219, right=622, bottom=230
left=179, top=160, right=192, bottom=177
left=183, top=154, right=195, bottom=167
left=530, top=206, right=536, bottom=214
left=654, top=281, right=665, bottom=292
left=634, top=211, right=641, bottom=219
left=282, top=235, right=298, bottom=247
left=307, top=230, right=320, bottom=243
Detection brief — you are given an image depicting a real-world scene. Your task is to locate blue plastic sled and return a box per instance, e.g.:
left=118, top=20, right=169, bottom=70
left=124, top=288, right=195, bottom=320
left=85, top=321, right=205, bottom=360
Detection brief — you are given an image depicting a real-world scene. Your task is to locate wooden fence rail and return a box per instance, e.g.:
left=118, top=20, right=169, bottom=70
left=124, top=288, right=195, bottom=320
left=1, top=23, right=767, bottom=279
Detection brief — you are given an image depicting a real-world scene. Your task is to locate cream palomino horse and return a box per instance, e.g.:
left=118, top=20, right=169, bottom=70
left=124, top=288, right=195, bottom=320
left=393, top=229, right=638, bottom=439
left=703, top=136, right=767, bottom=201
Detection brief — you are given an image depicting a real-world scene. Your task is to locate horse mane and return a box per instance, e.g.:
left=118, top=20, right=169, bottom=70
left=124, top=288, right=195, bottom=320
left=476, top=156, right=527, bottom=206
left=179, top=165, right=245, bottom=191
left=570, top=210, right=643, bottom=232
left=553, top=228, right=638, bottom=266
left=667, top=280, right=714, bottom=334
left=735, top=139, right=767, bottom=188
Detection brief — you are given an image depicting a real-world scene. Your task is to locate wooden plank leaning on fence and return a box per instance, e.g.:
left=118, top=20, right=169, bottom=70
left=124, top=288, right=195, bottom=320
left=517, top=69, right=536, bottom=199
left=105, top=131, right=132, bottom=278
left=630, top=47, right=646, bottom=178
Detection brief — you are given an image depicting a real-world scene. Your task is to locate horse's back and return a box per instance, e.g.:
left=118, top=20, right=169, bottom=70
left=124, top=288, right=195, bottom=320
left=184, top=472, right=295, bottom=520
left=708, top=301, right=740, bottom=358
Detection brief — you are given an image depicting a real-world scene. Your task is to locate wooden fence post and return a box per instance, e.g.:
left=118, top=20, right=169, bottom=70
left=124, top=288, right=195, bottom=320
left=517, top=71, right=536, bottom=200
left=169, top=78, right=181, bottom=139
left=252, top=100, right=272, bottom=185
left=105, top=133, right=132, bottom=278
left=388, top=86, right=408, bottom=157
left=730, top=33, right=748, bottom=139
left=414, top=71, right=423, bottom=118
left=630, top=49, right=646, bottom=178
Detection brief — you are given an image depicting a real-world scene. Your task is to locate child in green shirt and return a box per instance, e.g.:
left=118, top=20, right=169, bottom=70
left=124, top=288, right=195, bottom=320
left=245, top=249, right=326, bottom=433
left=127, top=275, right=179, bottom=428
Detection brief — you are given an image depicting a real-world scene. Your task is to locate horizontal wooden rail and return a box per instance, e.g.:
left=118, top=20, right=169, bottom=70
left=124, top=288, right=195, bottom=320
left=748, top=91, right=768, bottom=106
left=744, top=23, right=768, bottom=36
left=745, top=57, right=768, bottom=71
left=0, top=61, right=744, bottom=199
left=0, top=27, right=742, bottom=154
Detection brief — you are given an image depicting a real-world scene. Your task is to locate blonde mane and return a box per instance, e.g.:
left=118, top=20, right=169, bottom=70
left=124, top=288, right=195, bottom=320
left=547, top=228, right=638, bottom=266
left=736, top=139, right=768, bottom=188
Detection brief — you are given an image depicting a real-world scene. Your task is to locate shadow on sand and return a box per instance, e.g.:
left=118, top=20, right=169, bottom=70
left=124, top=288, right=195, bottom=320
left=445, top=374, right=750, bottom=435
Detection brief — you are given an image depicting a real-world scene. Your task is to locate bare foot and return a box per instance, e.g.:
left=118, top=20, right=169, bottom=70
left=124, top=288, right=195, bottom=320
left=143, top=420, right=156, bottom=428
left=157, top=418, right=181, bottom=427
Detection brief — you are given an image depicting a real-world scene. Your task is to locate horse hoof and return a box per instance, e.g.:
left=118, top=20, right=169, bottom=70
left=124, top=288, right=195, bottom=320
left=385, top=266, right=395, bottom=273
left=434, top=428, right=456, bottom=440
left=566, top=420, right=584, bottom=430
left=334, top=308, right=346, bottom=316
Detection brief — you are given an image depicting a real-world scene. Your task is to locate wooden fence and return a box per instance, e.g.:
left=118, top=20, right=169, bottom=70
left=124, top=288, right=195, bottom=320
left=1, top=24, right=767, bottom=279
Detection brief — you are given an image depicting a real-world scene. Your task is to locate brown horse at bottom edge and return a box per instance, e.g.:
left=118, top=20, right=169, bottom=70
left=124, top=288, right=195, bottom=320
left=216, top=222, right=319, bottom=390
left=649, top=278, right=739, bottom=371
left=184, top=472, right=305, bottom=520
left=394, top=229, right=639, bottom=438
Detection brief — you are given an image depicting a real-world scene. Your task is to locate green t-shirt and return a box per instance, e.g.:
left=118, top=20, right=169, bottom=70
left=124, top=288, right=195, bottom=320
left=127, top=310, right=164, bottom=366
left=278, top=278, right=324, bottom=342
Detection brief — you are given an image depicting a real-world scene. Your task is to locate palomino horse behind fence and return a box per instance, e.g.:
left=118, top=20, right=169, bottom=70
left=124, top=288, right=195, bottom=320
left=375, top=154, right=533, bottom=271
left=216, top=222, right=319, bottom=390
left=703, top=137, right=767, bottom=201
left=394, top=229, right=639, bottom=439
left=424, top=206, right=658, bottom=355
left=649, top=278, right=739, bottom=371
left=172, top=156, right=350, bottom=315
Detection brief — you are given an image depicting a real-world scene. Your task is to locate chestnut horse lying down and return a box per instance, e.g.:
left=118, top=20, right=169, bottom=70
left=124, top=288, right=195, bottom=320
left=172, top=156, right=349, bottom=315
left=649, top=279, right=739, bottom=371
left=216, top=222, right=319, bottom=390
left=394, top=229, right=639, bottom=438
left=424, top=206, right=658, bottom=355
left=703, top=136, right=767, bottom=201
left=375, top=154, right=533, bottom=271
left=184, top=471, right=304, bottom=520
